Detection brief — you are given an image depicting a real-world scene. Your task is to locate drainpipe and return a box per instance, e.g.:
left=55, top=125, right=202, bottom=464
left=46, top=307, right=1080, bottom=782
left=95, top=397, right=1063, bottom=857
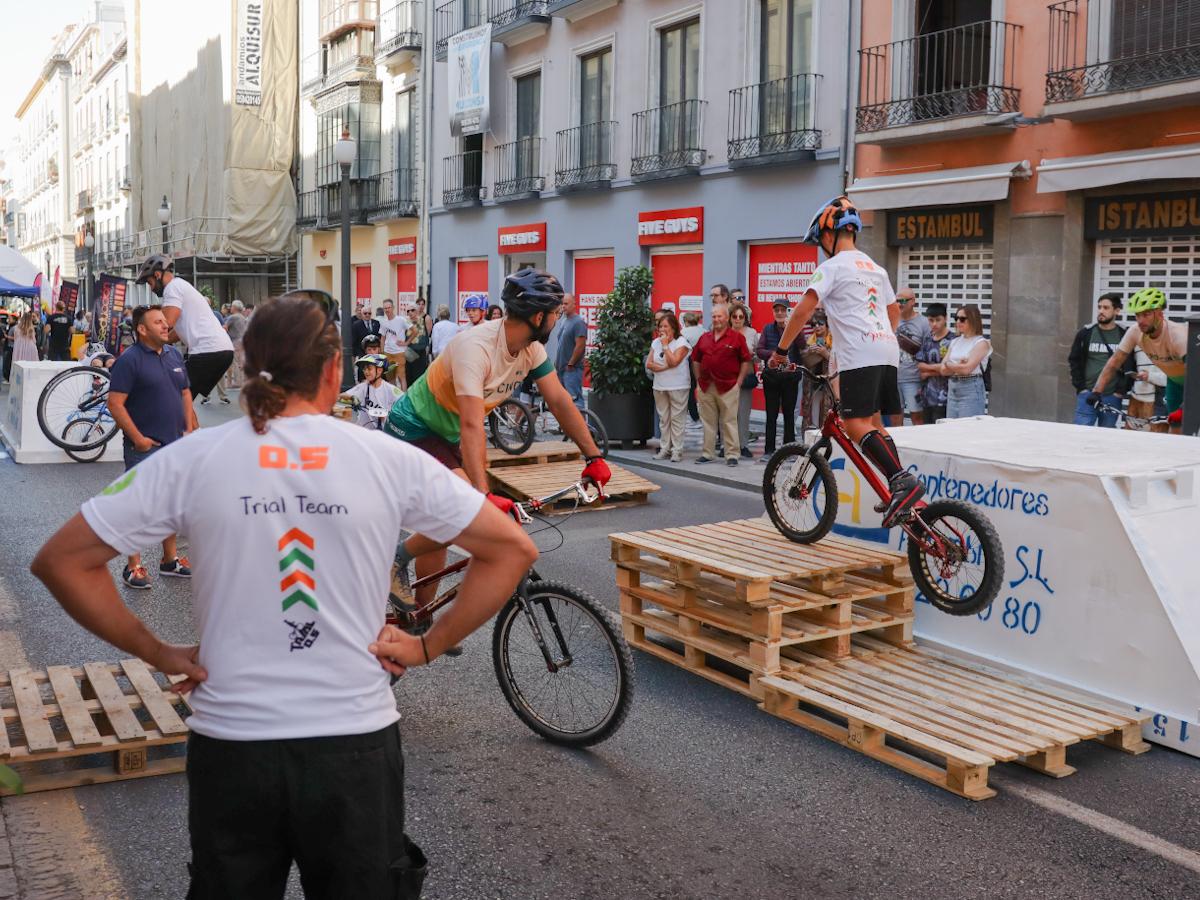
left=418, top=2, right=434, bottom=304
left=842, top=0, right=861, bottom=193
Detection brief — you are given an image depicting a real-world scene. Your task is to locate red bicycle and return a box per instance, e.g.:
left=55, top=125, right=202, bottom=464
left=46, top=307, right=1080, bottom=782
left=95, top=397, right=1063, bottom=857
left=761, top=365, right=1003, bottom=616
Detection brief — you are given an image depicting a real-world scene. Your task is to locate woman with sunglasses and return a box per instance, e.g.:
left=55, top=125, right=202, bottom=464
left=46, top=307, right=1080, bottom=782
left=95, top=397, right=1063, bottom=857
left=939, top=304, right=992, bottom=418
left=32, top=289, right=538, bottom=898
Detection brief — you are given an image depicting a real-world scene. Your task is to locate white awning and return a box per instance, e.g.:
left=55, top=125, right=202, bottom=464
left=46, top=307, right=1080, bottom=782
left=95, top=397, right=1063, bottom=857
left=847, top=161, right=1031, bottom=211
left=1037, top=143, right=1200, bottom=193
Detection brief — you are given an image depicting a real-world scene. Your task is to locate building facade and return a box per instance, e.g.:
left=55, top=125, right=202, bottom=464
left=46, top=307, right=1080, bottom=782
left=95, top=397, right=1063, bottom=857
left=297, top=0, right=424, bottom=312
left=427, top=0, right=850, bottom=339
left=14, top=27, right=77, bottom=283
left=849, top=0, right=1200, bottom=422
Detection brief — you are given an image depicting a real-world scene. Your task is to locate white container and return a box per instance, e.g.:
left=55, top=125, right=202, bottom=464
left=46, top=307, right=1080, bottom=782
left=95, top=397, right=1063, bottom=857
left=1, top=361, right=123, bottom=464
left=826, top=416, right=1200, bottom=756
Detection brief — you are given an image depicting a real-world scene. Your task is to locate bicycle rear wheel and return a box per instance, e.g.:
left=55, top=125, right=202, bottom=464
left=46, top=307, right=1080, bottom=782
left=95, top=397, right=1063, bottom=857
left=492, top=580, right=634, bottom=747
left=38, top=367, right=117, bottom=451
left=62, top=420, right=111, bottom=463
left=905, top=500, right=1004, bottom=616
left=762, top=443, right=838, bottom=543
left=489, top=398, right=535, bottom=455
left=583, top=408, right=609, bottom=459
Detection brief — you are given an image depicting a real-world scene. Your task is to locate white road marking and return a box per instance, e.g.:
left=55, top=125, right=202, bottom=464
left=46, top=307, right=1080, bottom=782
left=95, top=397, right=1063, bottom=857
left=1004, top=780, right=1200, bottom=875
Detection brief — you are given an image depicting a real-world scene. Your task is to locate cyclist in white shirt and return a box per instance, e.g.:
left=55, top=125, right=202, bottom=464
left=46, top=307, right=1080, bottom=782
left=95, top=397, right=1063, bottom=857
left=31, top=290, right=536, bottom=898
left=135, top=254, right=234, bottom=423
left=769, top=197, right=924, bottom=525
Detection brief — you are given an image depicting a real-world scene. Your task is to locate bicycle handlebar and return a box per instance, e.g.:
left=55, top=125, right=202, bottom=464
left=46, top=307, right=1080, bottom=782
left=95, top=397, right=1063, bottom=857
left=513, top=481, right=602, bottom=524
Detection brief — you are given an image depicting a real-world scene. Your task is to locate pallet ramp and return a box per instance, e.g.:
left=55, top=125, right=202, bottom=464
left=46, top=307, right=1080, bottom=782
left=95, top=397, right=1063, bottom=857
left=492, top=458, right=660, bottom=513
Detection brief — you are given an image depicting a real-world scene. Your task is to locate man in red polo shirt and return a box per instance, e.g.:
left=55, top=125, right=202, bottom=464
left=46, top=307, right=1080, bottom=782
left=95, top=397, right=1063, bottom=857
left=691, top=305, right=751, bottom=466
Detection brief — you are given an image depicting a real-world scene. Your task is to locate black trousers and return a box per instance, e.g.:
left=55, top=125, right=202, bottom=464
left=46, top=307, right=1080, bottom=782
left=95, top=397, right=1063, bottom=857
left=687, top=367, right=699, bottom=421
left=186, top=350, right=234, bottom=399
left=762, top=373, right=800, bottom=453
left=186, top=723, right=426, bottom=900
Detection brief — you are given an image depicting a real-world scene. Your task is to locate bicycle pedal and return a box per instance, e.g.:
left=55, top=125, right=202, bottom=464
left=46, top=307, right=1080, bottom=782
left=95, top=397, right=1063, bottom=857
left=873, top=501, right=888, bottom=514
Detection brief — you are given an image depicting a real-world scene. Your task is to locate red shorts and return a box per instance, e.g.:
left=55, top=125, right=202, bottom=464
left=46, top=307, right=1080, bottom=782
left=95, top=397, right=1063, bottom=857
left=409, top=433, right=464, bottom=470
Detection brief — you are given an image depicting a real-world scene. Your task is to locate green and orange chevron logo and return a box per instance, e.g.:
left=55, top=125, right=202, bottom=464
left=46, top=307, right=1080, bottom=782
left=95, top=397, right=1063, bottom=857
left=278, top=527, right=317, bottom=612
left=866, top=285, right=880, bottom=319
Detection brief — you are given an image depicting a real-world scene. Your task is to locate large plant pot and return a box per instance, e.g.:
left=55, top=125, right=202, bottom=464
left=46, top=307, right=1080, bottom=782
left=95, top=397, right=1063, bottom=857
left=589, top=392, right=654, bottom=443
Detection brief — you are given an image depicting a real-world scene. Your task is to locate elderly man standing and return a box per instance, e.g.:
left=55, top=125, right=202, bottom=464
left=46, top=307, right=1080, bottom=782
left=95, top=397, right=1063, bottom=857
left=691, top=305, right=751, bottom=467
left=554, top=293, right=588, bottom=410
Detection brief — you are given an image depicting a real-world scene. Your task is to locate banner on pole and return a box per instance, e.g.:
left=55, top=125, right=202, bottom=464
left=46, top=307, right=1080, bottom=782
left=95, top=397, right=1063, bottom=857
left=60, top=281, right=79, bottom=318
left=96, top=274, right=129, bottom=356
left=448, top=25, right=491, bottom=137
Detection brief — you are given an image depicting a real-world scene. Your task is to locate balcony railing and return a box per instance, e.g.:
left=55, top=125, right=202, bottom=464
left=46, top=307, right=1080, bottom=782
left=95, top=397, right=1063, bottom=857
left=327, top=52, right=376, bottom=83
left=76, top=190, right=93, bottom=214
left=728, top=73, right=821, bottom=164
left=377, top=1, right=423, bottom=57
left=442, top=150, right=487, bottom=206
left=320, top=0, right=379, bottom=41
left=857, top=20, right=1021, bottom=132
left=302, top=51, right=325, bottom=92
left=367, top=168, right=419, bottom=219
left=493, top=137, right=544, bottom=198
left=1046, top=0, right=1200, bottom=103
left=631, top=99, right=706, bottom=179
left=555, top=120, right=617, bottom=189
left=488, top=0, right=549, bottom=27
left=119, top=166, right=130, bottom=191
left=297, top=189, right=328, bottom=230
left=327, top=179, right=379, bottom=226
left=435, top=0, right=483, bottom=57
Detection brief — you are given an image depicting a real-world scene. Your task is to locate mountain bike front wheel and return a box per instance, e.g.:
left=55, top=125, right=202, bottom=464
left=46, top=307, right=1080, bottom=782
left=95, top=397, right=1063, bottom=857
left=762, top=443, right=838, bottom=544
left=583, top=408, right=609, bottom=459
left=492, top=580, right=634, bottom=747
left=488, top=398, right=535, bottom=455
left=38, top=366, right=117, bottom=451
left=904, top=500, right=1004, bottom=616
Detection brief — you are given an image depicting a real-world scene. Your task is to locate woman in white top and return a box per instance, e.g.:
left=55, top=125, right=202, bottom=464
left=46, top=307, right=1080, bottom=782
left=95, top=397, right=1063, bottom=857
left=939, top=304, right=991, bottom=418
left=730, top=303, right=760, bottom=459
left=645, top=312, right=691, bottom=462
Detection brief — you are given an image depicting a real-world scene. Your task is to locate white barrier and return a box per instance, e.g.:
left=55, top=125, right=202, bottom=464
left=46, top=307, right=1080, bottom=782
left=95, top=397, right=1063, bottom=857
left=826, top=416, right=1200, bottom=757
left=0, top=361, right=123, bottom=464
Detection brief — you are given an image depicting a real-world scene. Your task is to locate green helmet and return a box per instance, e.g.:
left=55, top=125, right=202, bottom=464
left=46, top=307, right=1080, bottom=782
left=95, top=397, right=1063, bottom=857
left=1127, top=287, right=1166, bottom=314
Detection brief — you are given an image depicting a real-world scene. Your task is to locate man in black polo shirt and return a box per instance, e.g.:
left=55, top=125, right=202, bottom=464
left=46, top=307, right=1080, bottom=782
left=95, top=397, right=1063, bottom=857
left=107, top=305, right=194, bottom=590
left=44, top=301, right=74, bottom=361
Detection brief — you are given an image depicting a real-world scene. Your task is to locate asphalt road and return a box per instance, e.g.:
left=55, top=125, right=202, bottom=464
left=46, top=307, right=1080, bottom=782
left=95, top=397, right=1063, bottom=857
left=1, top=415, right=1199, bottom=898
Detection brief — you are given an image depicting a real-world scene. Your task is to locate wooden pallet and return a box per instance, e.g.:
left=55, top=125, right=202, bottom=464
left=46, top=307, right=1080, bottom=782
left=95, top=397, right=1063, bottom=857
left=759, top=636, right=1150, bottom=800
left=0, top=660, right=191, bottom=795
left=490, top=459, right=660, bottom=513
left=611, top=519, right=913, bottom=684
left=486, top=441, right=580, bottom=469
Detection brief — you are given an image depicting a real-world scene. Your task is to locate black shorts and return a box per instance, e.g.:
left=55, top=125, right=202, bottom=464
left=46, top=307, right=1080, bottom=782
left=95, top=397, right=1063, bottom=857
left=410, top=433, right=464, bottom=470
left=186, top=350, right=234, bottom=398
left=838, top=365, right=902, bottom=420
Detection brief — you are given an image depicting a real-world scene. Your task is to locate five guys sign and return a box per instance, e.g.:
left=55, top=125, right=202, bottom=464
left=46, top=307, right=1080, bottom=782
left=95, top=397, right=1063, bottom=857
left=638, top=207, right=703, bottom=246
left=498, top=222, right=547, bottom=254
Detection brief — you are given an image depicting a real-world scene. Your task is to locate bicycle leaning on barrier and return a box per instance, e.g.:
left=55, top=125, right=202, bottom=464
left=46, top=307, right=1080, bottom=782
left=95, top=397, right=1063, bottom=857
left=36, top=347, right=120, bottom=462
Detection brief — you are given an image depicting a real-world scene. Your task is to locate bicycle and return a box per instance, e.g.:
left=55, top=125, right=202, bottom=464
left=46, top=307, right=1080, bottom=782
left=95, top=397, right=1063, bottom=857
left=334, top=396, right=389, bottom=429
left=518, top=380, right=609, bottom=459
left=487, top=397, right=537, bottom=455
left=761, top=364, right=1004, bottom=616
left=37, top=364, right=119, bottom=463
left=1092, top=400, right=1171, bottom=432
left=388, top=480, right=634, bottom=747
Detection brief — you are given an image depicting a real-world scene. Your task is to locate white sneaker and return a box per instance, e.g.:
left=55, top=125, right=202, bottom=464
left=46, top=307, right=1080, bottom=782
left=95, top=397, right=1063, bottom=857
left=653, top=449, right=670, bottom=460
left=670, top=451, right=682, bottom=463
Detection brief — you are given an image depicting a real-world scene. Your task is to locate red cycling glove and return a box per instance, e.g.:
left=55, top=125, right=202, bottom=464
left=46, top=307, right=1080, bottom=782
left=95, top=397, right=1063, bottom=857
left=1169, top=408, right=1183, bottom=427
left=581, top=457, right=612, bottom=492
left=486, top=493, right=518, bottom=519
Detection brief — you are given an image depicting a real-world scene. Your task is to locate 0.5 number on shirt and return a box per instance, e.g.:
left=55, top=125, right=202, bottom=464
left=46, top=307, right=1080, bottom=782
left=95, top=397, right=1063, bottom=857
left=259, top=446, right=330, bottom=471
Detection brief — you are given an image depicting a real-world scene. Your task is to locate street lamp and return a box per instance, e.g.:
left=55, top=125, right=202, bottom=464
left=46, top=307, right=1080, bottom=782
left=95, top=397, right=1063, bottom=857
left=157, top=195, right=171, bottom=253
left=83, top=231, right=95, bottom=326
left=333, top=128, right=356, bottom=388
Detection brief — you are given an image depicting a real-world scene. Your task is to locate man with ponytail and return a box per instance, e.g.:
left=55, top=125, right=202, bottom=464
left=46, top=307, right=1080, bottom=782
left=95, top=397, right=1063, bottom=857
left=32, top=290, right=538, bottom=898
left=769, top=197, right=924, bottom=526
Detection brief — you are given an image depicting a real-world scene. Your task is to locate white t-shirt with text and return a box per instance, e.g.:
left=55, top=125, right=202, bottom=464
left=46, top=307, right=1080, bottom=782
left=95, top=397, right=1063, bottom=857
left=161, top=277, right=234, bottom=355
left=81, top=415, right=485, bottom=741
left=342, top=379, right=399, bottom=428
left=382, top=315, right=412, bottom=355
left=806, top=250, right=899, bottom=373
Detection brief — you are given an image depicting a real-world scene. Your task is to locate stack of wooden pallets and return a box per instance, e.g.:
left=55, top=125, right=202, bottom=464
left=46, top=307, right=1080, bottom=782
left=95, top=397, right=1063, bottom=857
left=0, top=660, right=191, bottom=795
left=611, top=518, right=1151, bottom=800
left=488, top=442, right=660, bottom=513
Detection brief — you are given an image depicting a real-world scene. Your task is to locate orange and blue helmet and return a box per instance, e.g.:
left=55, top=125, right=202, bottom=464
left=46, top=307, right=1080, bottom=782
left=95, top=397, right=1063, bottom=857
left=803, top=196, right=862, bottom=245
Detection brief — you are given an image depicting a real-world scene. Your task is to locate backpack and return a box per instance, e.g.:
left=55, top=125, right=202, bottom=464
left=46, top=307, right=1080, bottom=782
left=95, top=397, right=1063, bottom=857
left=982, top=356, right=992, bottom=392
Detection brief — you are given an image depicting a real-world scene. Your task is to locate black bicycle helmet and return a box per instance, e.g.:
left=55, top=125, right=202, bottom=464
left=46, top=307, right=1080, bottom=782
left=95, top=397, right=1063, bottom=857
left=500, top=268, right=564, bottom=321
left=360, top=332, right=382, bottom=352
left=135, top=253, right=174, bottom=284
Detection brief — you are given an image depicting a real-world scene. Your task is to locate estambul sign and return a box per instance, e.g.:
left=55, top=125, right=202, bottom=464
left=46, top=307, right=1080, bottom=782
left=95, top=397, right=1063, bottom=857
left=888, top=205, right=993, bottom=246
left=1084, top=190, right=1200, bottom=239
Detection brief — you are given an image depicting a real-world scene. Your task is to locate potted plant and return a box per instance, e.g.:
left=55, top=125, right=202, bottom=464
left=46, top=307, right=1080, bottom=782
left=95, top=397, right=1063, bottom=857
left=587, top=264, right=656, bottom=445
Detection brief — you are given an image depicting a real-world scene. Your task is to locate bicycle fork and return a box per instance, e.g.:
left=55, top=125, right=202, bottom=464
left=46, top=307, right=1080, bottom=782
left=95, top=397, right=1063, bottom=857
left=513, top=572, right=574, bottom=673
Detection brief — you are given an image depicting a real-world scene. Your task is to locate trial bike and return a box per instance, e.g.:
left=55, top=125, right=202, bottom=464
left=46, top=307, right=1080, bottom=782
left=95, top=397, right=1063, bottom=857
left=334, top=395, right=390, bottom=429
left=388, top=480, right=634, bottom=747
left=762, top=364, right=1004, bottom=616
left=1093, top=400, right=1172, bottom=433
left=486, top=387, right=609, bottom=459
left=36, top=363, right=119, bottom=463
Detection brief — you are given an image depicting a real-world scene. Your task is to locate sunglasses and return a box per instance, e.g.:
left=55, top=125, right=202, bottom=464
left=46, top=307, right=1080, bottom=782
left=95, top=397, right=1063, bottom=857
left=956, top=315, right=969, bottom=322
left=281, top=289, right=338, bottom=328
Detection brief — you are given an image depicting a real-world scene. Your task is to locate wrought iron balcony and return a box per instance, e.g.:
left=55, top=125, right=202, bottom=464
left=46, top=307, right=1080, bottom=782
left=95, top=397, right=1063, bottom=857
left=320, top=0, right=379, bottom=41
left=728, top=73, right=821, bottom=166
left=1046, top=0, right=1200, bottom=103
left=857, top=20, right=1021, bottom=133
left=435, top=0, right=484, bottom=58
left=367, top=168, right=419, bottom=219
left=326, top=178, right=379, bottom=226
left=487, top=0, right=550, bottom=43
left=327, top=52, right=377, bottom=83
left=631, top=99, right=706, bottom=180
left=555, top=120, right=617, bottom=190
left=442, top=150, right=487, bottom=207
left=377, top=1, right=423, bottom=59
left=297, top=190, right=327, bottom=230
left=493, top=137, right=544, bottom=200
